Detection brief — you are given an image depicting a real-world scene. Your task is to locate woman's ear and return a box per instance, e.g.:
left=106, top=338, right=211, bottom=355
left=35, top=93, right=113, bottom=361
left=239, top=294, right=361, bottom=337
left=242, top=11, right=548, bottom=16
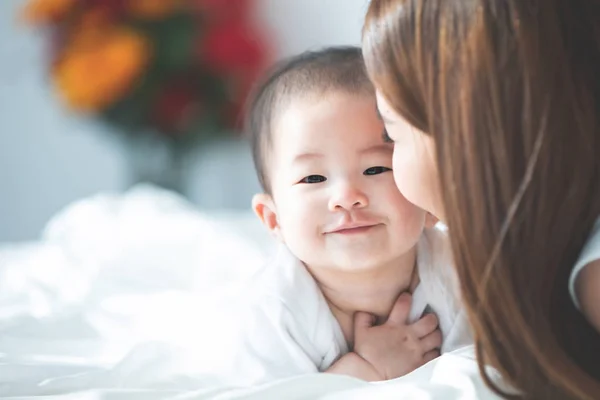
left=425, top=212, right=439, bottom=228
left=252, top=193, right=284, bottom=242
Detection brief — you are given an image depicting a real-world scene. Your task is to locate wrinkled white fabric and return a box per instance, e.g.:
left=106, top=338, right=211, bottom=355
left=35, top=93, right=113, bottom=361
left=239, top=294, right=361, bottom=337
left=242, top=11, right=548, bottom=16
left=0, top=185, right=488, bottom=399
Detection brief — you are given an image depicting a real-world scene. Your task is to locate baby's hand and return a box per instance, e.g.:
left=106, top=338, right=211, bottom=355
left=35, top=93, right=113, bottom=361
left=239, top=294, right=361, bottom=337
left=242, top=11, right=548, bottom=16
left=352, top=293, right=441, bottom=380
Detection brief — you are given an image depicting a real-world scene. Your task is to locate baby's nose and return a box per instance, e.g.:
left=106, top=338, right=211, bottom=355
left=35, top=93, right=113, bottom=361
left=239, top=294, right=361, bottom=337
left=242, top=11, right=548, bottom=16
left=328, top=185, right=368, bottom=211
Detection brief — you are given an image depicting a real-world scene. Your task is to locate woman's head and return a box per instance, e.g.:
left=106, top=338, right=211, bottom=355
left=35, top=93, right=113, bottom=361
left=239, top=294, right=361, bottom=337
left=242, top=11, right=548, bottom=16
left=363, top=0, right=600, bottom=398
left=377, top=92, right=442, bottom=220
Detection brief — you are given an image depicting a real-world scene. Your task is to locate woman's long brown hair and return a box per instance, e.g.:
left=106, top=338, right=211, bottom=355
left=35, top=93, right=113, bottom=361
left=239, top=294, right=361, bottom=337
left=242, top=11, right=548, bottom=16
left=363, top=0, right=600, bottom=398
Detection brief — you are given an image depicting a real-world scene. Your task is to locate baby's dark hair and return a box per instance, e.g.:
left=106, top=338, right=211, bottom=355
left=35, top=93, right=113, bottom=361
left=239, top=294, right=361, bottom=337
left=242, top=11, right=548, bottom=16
left=245, top=46, right=374, bottom=193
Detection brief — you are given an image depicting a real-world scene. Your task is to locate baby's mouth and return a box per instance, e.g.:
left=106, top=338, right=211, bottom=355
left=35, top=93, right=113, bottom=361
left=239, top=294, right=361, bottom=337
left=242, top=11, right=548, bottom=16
left=326, top=222, right=381, bottom=235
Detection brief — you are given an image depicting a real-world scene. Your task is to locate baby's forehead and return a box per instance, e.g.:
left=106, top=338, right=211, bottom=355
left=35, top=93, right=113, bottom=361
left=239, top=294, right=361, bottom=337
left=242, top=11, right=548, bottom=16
left=282, top=90, right=374, bottom=111
left=273, top=91, right=377, bottom=133
left=268, top=93, right=388, bottom=162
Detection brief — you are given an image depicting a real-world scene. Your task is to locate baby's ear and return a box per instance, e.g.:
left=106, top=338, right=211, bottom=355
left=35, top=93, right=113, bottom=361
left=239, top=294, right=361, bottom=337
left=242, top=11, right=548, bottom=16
left=425, top=212, right=439, bottom=228
left=252, top=193, right=283, bottom=241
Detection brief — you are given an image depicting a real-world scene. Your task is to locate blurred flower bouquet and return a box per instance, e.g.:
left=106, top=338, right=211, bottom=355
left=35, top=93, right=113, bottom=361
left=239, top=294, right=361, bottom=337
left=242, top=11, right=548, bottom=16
left=22, top=0, right=270, bottom=193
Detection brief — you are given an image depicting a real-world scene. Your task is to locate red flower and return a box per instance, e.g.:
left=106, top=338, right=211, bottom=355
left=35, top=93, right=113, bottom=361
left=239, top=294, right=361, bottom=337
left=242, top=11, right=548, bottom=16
left=193, top=0, right=253, bottom=23
left=200, top=21, right=268, bottom=77
left=152, top=82, right=202, bottom=136
left=198, top=18, right=270, bottom=130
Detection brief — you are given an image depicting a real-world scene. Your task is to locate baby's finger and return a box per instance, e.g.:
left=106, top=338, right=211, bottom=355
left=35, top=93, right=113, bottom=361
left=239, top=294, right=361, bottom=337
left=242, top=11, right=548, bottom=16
left=422, top=349, right=440, bottom=364
left=411, top=313, right=439, bottom=338
left=420, top=329, right=443, bottom=352
left=354, top=311, right=376, bottom=333
left=387, top=292, right=412, bottom=325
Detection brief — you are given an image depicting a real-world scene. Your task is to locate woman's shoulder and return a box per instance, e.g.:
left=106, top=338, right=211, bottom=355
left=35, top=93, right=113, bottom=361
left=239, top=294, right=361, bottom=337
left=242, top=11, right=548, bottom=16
left=569, top=217, right=600, bottom=308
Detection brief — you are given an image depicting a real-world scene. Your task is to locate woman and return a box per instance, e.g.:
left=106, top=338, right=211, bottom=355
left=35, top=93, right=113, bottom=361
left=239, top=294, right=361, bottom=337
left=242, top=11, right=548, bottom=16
left=362, top=0, right=600, bottom=399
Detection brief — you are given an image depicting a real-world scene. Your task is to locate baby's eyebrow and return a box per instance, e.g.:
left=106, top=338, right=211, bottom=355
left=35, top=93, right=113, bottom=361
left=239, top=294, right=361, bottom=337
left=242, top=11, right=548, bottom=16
left=291, top=144, right=391, bottom=163
left=360, top=143, right=393, bottom=155
left=292, top=152, right=323, bottom=163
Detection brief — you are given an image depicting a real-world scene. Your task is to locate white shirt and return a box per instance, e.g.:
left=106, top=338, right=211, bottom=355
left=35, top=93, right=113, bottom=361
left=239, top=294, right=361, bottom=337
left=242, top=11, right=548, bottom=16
left=569, top=218, right=600, bottom=309
left=199, top=226, right=472, bottom=388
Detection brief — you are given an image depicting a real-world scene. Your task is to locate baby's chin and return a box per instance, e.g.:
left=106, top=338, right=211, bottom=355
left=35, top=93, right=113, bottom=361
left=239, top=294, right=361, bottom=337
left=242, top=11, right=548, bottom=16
left=304, top=246, right=409, bottom=273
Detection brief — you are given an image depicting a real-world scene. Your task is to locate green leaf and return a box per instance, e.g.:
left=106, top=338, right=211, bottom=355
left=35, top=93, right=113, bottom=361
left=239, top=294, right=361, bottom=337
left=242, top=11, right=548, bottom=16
left=145, top=12, right=197, bottom=74
left=101, top=70, right=159, bottom=133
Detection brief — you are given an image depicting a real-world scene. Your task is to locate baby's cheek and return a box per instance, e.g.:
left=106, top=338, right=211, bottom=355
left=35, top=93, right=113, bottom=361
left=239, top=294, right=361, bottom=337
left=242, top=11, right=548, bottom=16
left=385, top=178, right=415, bottom=209
left=285, top=229, right=324, bottom=268
left=280, top=212, right=320, bottom=250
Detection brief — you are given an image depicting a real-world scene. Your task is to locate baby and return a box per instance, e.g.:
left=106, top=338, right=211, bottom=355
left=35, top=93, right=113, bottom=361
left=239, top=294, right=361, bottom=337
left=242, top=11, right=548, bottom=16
left=201, top=46, right=471, bottom=387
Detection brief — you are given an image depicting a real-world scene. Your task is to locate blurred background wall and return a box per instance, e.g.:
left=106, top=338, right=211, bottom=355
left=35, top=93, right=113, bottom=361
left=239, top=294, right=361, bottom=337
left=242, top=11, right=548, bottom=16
left=0, top=0, right=369, bottom=241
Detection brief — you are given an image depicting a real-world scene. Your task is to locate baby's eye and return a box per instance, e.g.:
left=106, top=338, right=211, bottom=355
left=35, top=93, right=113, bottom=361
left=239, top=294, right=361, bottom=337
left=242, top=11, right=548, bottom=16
left=299, top=175, right=327, bottom=184
left=364, top=166, right=392, bottom=176
left=382, top=128, right=394, bottom=143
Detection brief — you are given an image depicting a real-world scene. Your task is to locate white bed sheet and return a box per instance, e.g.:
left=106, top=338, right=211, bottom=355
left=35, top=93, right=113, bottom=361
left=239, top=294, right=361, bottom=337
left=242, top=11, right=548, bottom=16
left=0, top=185, right=505, bottom=399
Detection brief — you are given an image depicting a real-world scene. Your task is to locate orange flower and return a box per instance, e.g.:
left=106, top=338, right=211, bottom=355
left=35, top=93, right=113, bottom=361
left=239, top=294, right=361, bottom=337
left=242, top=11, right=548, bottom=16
left=21, top=0, right=76, bottom=24
left=53, top=27, right=150, bottom=112
left=127, top=0, right=182, bottom=20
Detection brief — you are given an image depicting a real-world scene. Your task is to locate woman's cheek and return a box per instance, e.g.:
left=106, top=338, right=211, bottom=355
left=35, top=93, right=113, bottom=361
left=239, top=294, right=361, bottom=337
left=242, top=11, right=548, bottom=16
left=392, top=147, right=423, bottom=209
left=392, top=149, right=411, bottom=194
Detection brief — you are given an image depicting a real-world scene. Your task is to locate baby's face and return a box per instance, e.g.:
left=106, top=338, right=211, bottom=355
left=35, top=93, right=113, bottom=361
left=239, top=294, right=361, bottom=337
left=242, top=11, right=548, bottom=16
left=268, top=92, right=426, bottom=271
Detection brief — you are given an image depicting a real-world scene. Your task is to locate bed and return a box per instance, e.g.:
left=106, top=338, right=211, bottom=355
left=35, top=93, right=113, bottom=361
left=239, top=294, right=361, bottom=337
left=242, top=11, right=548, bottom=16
left=0, top=185, right=502, bottom=399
